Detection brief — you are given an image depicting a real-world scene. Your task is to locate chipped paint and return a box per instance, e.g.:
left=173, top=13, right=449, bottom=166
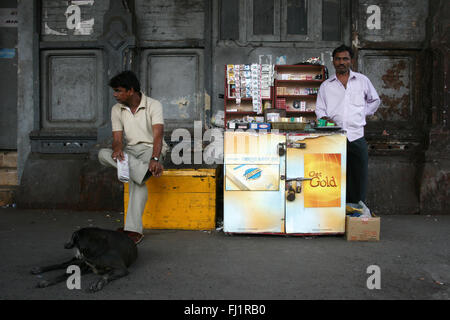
left=362, top=56, right=412, bottom=121
left=382, top=60, right=407, bottom=90
left=204, top=92, right=211, bottom=111
left=352, top=31, right=360, bottom=49
left=379, top=93, right=410, bottom=119
left=172, top=96, right=191, bottom=119
left=378, top=59, right=411, bottom=120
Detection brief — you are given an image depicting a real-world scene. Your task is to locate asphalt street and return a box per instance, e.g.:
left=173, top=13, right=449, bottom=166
left=0, top=208, right=449, bottom=301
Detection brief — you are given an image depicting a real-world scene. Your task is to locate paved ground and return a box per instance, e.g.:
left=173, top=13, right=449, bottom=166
left=0, top=208, right=449, bottom=301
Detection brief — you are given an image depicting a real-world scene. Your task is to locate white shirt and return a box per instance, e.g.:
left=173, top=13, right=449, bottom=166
left=111, top=92, right=166, bottom=148
left=315, top=70, right=380, bottom=142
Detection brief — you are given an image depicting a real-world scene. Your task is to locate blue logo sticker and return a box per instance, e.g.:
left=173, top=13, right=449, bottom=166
left=0, top=48, right=15, bottom=59
left=244, top=168, right=262, bottom=180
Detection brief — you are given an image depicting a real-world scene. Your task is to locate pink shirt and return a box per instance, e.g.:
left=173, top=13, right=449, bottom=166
left=315, top=70, right=380, bottom=142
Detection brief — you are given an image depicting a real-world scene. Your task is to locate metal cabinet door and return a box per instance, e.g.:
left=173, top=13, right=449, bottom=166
left=224, top=131, right=286, bottom=234
left=285, top=134, right=347, bottom=234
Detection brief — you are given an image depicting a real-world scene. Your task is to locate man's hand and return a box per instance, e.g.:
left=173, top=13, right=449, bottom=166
left=112, top=131, right=125, bottom=161
left=112, top=149, right=125, bottom=162
left=149, top=159, right=163, bottom=177
left=321, top=116, right=335, bottom=124
left=149, top=124, right=165, bottom=177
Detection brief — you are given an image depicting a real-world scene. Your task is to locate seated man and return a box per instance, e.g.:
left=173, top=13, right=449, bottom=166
left=98, top=70, right=168, bottom=244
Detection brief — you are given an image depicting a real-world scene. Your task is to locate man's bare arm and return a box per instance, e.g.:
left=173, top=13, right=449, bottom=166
left=112, top=130, right=124, bottom=161
left=149, top=124, right=164, bottom=177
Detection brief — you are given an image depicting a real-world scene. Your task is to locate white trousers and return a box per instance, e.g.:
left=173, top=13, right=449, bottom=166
left=98, top=144, right=156, bottom=234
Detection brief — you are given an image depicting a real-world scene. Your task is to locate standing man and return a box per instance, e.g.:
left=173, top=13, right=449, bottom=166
left=315, top=45, right=380, bottom=205
left=98, top=70, right=168, bottom=244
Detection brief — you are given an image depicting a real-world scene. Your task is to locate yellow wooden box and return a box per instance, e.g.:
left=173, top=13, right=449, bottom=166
left=124, top=169, right=216, bottom=230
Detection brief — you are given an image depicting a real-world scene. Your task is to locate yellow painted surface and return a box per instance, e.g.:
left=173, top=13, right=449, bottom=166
left=124, top=169, right=216, bottom=230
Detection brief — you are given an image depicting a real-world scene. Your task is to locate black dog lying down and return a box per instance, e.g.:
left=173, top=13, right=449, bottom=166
left=31, top=227, right=138, bottom=292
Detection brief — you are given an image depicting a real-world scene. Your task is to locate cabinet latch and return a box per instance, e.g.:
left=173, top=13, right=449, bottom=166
left=285, top=177, right=312, bottom=201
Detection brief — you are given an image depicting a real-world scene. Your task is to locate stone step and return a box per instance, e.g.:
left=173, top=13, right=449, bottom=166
left=0, top=168, right=18, bottom=186
left=0, top=186, right=17, bottom=206
left=0, top=151, right=18, bottom=168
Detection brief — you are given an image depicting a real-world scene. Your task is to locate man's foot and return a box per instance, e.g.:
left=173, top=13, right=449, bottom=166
left=116, top=227, right=143, bottom=244
left=125, top=231, right=144, bottom=244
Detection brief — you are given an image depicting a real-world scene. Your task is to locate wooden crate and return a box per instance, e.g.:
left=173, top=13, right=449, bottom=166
left=124, top=169, right=216, bottom=230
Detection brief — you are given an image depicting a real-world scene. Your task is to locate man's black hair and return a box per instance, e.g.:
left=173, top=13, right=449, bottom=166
left=108, top=70, right=141, bottom=92
left=332, top=44, right=354, bottom=59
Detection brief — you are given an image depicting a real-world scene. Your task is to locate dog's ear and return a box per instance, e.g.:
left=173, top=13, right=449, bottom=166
left=64, top=230, right=79, bottom=249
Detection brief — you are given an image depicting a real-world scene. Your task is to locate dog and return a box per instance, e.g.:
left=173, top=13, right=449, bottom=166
left=30, top=227, right=138, bottom=292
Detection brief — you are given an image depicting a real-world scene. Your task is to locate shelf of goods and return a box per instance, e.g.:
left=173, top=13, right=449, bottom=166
left=274, top=64, right=325, bottom=121
left=224, top=64, right=325, bottom=129
left=224, top=65, right=273, bottom=127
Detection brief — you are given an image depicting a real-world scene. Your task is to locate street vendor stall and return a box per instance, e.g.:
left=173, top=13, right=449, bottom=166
left=223, top=63, right=347, bottom=235
left=224, top=131, right=347, bottom=235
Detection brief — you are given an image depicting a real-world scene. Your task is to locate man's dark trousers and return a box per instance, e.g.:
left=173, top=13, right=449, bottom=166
left=346, top=137, right=368, bottom=203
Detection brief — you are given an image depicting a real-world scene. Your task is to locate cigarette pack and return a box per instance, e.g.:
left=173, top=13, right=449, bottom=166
left=300, top=101, right=306, bottom=111
left=249, top=123, right=271, bottom=130
left=276, top=98, right=286, bottom=110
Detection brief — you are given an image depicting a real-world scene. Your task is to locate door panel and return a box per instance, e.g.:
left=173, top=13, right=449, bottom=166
left=285, top=134, right=347, bottom=234
left=140, top=49, right=204, bottom=132
left=224, top=132, right=286, bottom=233
left=40, top=50, right=104, bottom=129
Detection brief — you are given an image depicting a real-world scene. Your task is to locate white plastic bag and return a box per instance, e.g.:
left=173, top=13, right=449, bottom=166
left=117, top=153, right=130, bottom=183
left=358, top=201, right=371, bottom=218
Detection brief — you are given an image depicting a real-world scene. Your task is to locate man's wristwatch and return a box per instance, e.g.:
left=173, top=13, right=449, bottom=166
left=150, top=157, right=159, bottom=162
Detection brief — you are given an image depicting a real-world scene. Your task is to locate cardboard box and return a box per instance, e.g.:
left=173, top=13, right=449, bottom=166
left=346, top=216, right=380, bottom=241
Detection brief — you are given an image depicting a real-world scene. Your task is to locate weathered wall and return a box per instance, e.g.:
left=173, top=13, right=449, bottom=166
left=16, top=0, right=209, bottom=210
left=13, top=0, right=449, bottom=214
left=419, top=0, right=450, bottom=214
left=352, top=0, right=433, bottom=214
left=17, top=153, right=123, bottom=210
left=356, top=0, right=428, bottom=44
left=136, top=0, right=205, bottom=44
left=135, top=0, right=207, bottom=133
left=0, top=0, right=18, bottom=150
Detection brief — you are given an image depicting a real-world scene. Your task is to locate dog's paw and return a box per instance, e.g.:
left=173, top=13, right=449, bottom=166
left=87, top=278, right=107, bottom=293
left=36, top=279, right=51, bottom=288
left=30, top=267, right=43, bottom=275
